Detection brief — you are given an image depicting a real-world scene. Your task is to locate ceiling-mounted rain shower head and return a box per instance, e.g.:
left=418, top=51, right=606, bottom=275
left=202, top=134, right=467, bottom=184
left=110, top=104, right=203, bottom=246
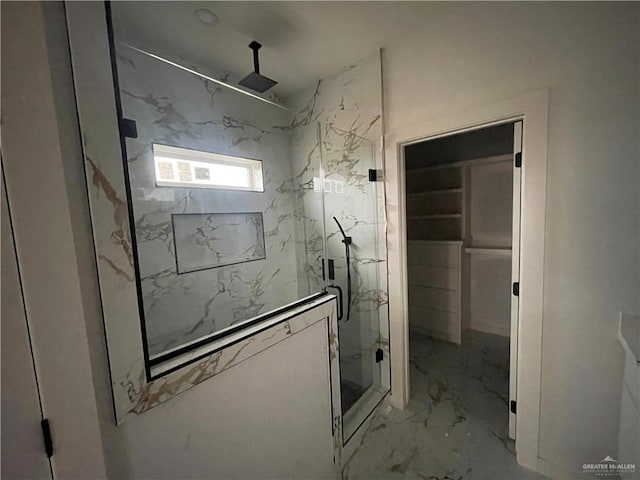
left=239, top=41, right=277, bottom=93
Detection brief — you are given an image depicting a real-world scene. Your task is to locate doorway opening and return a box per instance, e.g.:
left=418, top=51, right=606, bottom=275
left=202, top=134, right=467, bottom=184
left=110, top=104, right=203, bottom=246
left=385, top=90, right=548, bottom=472
left=403, top=121, right=522, bottom=449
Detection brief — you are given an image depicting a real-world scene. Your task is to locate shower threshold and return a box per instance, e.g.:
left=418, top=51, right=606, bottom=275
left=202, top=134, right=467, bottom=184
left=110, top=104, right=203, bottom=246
left=342, top=384, right=389, bottom=445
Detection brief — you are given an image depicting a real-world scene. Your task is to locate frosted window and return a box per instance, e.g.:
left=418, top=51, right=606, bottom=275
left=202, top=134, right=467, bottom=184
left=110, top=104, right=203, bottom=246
left=153, top=144, right=263, bottom=192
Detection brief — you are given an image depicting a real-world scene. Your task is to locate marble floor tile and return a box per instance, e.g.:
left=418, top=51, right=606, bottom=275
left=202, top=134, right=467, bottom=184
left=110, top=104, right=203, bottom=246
left=343, top=330, right=548, bottom=480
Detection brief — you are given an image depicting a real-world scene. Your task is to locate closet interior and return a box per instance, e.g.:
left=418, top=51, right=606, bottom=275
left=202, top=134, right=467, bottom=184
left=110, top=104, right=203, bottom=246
left=405, top=123, right=516, bottom=344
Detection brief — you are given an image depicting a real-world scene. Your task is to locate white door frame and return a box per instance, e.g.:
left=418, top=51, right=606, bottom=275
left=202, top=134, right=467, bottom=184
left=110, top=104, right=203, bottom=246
left=2, top=163, right=53, bottom=479
left=385, top=89, right=549, bottom=471
left=509, top=120, right=523, bottom=439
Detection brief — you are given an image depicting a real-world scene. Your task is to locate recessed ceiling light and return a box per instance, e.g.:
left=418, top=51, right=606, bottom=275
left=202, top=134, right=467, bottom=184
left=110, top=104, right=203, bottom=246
left=194, top=8, right=218, bottom=26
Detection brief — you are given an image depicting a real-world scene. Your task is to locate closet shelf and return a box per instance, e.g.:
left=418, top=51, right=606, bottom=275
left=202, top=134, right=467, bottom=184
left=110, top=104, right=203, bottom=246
left=406, top=153, right=513, bottom=173
left=407, top=188, right=462, bottom=196
left=465, top=246, right=512, bottom=256
left=407, top=239, right=463, bottom=245
left=407, top=214, right=462, bottom=220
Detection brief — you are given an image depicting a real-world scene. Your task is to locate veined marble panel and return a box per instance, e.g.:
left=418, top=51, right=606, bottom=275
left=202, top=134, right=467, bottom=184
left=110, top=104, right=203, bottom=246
left=173, top=212, right=265, bottom=273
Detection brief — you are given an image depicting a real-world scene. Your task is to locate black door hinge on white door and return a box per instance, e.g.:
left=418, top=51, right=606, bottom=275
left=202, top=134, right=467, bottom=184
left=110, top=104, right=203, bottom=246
left=512, top=282, right=520, bottom=296
left=375, top=348, right=383, bottom=363
left=41, top=419, right=53, bottom=458
left=515, top=152, right=522, bottom=168
left=368, top=169, right=381, bottom=182
left=510, top=400, right=517, bottom=414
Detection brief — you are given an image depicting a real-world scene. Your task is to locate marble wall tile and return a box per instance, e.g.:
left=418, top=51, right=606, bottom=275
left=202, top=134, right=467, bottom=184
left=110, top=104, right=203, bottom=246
left=116, top=46, right=313, bottom=356
left=173, top=212, right=266, bottom=273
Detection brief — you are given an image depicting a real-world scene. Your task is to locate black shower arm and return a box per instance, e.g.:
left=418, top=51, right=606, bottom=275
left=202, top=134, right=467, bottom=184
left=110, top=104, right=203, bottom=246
left=333, top=217, right=352, bottom=245
left=249, top=41, right=262, bottom=74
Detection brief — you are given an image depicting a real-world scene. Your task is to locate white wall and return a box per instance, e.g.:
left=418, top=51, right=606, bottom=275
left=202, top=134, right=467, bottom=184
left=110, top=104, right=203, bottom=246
left=468, top=253, right=511, bottom=337
left=383, top=2, right=639, bottom=475
left=467, top=160, right=513, bottom=337
left=1, top=169, right=53, bottom=478
left=102, top=320, right=335, bottom=479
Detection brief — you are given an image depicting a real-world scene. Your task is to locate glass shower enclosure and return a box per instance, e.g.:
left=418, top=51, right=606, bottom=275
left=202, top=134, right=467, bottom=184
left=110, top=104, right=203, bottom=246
left=319, top=124, right=389, bottom=441
left=110, top=0, right=389, bottom=445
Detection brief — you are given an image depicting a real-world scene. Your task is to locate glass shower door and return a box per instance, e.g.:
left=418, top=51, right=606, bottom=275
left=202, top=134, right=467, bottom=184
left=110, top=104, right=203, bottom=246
left=319, top=122, right=389, bottom=443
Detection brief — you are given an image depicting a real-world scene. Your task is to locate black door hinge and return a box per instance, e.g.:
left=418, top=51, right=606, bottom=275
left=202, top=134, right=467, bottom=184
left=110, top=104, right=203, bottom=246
left=321, top=259, right=336, bottom=281
left=121, top=118, right=138, bottom=138
left=368, top=169, right=381, bottom=182
left=512, top=282, right=519, bottom=297
left=515, top=152, right=522, bottom=168
left=41, top=419, right=53, bottom=458
left=375, top=348, right=383, bottom=363
left=510, top=400, right=517, bottom=414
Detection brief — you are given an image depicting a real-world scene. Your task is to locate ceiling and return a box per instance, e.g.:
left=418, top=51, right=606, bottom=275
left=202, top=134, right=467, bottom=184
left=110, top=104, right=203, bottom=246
left=110, top=1, right=455, bottom=98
